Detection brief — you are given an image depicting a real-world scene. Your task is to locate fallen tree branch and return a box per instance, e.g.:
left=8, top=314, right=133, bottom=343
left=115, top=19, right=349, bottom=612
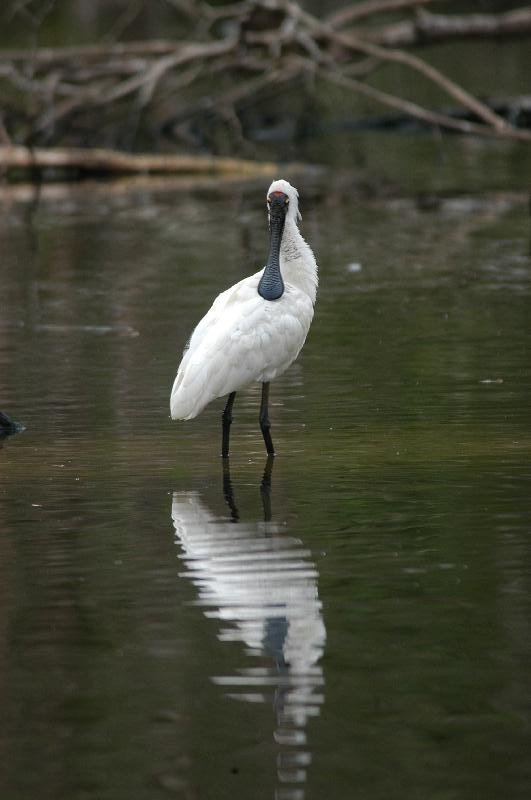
left=317, top=67, right=530, bottom=140
left=326, top=0, right=446, bottom=28
left=171, top=61, right=302, bottom=123
left=365, top=6, right=531, bottom=47
left=0, top=40, right=180, bottom=64
left=0, top=0, right=530, bottom=156
left=0, top=144, right=288, bottom=175
left=293, top=4, right=511, bottom=132
left=99, top=38, right=237, bottom=104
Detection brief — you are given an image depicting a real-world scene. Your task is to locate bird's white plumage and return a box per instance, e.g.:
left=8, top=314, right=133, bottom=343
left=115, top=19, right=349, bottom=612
left=170, top=180, right=317, bottom=420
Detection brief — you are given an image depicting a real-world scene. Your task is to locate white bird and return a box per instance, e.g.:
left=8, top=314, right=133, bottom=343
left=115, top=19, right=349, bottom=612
left=170, top=179, right=318, bottom=457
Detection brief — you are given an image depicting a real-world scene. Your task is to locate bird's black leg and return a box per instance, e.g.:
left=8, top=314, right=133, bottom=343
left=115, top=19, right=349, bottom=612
left=221, top=391, right=236, bottom=458
left=259, top=382, right=275, bottom=456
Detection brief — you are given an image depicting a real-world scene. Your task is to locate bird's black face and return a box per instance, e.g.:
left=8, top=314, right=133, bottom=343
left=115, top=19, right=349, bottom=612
left=267, top=191, right=289, bottom=226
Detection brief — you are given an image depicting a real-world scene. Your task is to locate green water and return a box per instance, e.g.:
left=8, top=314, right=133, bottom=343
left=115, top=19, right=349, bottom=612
left=1, top=174, right=531, bottom=799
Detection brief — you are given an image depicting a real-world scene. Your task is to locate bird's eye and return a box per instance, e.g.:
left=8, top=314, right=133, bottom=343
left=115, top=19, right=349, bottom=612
left=285, top=198, right=289, bottom=204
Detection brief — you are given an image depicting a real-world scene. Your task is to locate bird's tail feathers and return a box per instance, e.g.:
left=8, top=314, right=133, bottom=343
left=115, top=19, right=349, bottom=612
left=170, top=362, right=214, bottom=420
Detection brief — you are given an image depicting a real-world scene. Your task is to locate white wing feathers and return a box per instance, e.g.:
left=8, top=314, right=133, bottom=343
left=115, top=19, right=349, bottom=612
left=170, top=273, right=313, bottom=420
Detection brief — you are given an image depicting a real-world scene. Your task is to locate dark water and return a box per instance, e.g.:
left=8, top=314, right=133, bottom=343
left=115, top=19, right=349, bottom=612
left=1, top=175, right=531, bottom=800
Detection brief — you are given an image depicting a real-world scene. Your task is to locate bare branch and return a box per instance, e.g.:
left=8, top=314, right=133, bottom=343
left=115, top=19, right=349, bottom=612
left=365, top=6, right=531, bottom=47
left=102, top=38, right=237, bottom=104
left=103, top=0, right=146, bottom=43
left=316, top=65, right=531, bottom=141
left=294, top=6, right=511, bottom=132
left=326, top=0, right=446, bottom=28
left=0, top=41, right=180, bottom=65
left=167, top=60, right=302, bottom=126
left=1, top=0, right=529, bottom=154
left=0, top=115, right=11, bottom=145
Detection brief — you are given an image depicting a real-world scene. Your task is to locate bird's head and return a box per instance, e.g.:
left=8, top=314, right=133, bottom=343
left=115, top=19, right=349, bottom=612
left=266, top=179, right=301, bottom=227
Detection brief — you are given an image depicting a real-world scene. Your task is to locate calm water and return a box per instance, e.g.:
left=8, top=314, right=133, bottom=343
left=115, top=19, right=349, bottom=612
left=1, top=176, right=531, bottom=800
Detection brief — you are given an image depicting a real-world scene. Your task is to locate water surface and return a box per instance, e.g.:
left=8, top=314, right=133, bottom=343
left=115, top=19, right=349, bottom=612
left=1, top=177, right=531, bottom=799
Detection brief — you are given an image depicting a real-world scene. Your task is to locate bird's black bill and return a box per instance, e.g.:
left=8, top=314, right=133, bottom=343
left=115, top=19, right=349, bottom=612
left=258, top=193, right=288, bottom=301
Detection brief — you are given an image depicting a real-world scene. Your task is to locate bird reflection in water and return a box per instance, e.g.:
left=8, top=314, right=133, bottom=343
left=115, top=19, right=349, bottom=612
left=171, top=458, right=326, bottom=799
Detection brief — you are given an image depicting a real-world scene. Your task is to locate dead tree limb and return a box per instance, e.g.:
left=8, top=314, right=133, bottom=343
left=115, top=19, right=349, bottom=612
left=0, top=40, right=180, bottom=65
left=0, top=144, right=288, bottom=175
left=0, top=0, right=530, bottom=158
left=364, top=7, right=531, bottom=47
left=102, top=37, right=237, bottom=104
left=294, top=4, right=512, bottom=133
left=317, top=67, right=524, bottom=140
left=326, top=0, right=446, bottom=28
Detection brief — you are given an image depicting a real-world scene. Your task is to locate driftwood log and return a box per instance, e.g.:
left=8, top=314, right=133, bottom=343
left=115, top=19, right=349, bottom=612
left=0, top=144, right=287, bottom=176
left=0, top=0, right=530, bottom=171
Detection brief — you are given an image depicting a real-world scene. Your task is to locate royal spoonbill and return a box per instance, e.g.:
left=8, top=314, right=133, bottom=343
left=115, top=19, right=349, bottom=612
left=170, top=179, right=318, bottom=457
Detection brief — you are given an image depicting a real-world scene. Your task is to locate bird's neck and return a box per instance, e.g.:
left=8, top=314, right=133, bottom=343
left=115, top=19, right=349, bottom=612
left=279, top=218, right=318, bottom=304
left=258, top=214, right=285, bottom=301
